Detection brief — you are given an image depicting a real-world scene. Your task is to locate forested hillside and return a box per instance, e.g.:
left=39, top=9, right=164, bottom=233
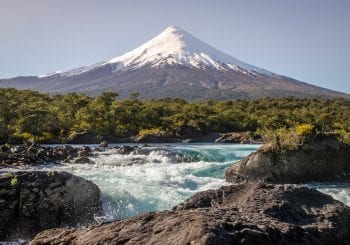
left=1, top=88, right=349, bottom=143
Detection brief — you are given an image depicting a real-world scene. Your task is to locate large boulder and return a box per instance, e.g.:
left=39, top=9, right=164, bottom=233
left=77, top=146, right=92, bottom=158
left=31, top=182, right=350, bottom=244
left=116, top=145, right=136, bottom=155
left=0, top=171, right=102, bottom=240
left=67, top=132, right=108, bottom=144
left=225, top=138, right=350, bottom=184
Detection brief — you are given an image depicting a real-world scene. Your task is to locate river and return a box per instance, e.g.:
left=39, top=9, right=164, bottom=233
left=24, top=143, right=350, bottom=221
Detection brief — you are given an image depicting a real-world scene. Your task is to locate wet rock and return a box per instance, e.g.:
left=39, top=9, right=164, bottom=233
left=36, top=148, right=47, bottom=158
left=0, top=143, right=100, bottom=167
left=11, top=145, right=26, bottom=154
left=116, top=145, right=135, bottom=155
left=225, top=138, right=350, bottom=184
left=99, top=140, right=109, bottom=148
left=63, top=156, right=72, bottom=163
left=77, top=146, right=92, bottom=157
left=55, top=145, right=79, bottom=159
left=62, top=144, right=74, bottom=152
left=74, top=156, right=91, bottom=164
left=31, top=182, right=350, bottom=244
left=0, top=144, right=51, bottom=166
left=0, top=145, right=11, bottom=153
left=0, top=171, right=102, bottom=240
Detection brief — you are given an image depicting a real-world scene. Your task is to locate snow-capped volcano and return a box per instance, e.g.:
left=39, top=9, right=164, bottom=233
left=59, top=26, right=270, bottom=77
left=0, top=26, right=348, bottom=100
left=106, top=26, right=269, bottom=74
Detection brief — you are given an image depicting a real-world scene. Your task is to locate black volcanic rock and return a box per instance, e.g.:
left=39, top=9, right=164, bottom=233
left=225, top=138, right=350, bottom=184
left=0, top=171, right=102, bottom=240
left=0, top=143, right=96, bottom=167
left=133, top=132, right=181, bottom=143
left=31, top=182, right=350, bottom=244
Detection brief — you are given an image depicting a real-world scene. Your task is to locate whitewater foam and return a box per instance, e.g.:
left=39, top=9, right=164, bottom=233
left=6, top=143, right=349, bottom=221
left=45, top=144, right=259, bottom=220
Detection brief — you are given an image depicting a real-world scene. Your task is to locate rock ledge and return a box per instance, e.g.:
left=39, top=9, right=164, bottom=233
left=31, top=182, right=350, bottom=244
left=0, top=171, right=102, bottom=240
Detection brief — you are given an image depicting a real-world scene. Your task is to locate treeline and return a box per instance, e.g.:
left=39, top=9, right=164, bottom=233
left=0, top=88, right=349, bottom=143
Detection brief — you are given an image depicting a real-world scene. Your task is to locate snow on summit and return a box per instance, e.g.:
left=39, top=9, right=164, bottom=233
left=50, top=26, right=272, bottom=77
left=107, top=26, right=271, bottom=74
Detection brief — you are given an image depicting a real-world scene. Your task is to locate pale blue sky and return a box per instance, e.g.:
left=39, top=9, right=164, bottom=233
left=0, top=0, right=349, bottom=93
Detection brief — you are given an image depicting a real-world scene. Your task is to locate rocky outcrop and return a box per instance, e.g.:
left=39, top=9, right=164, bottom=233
left=67, top=132, right=103, bottom=144
left=31, top=182, right=350, bottom=244
left=0, top=143, right=96, bottom=167
left=0, top=171, right=102, bottom=240
left=215, top=132, right=263, bottom=144
left=0, top=143, right=69, bottom=166
left=225, top=138, right=350, bottom=184
left=133, top=133, right=181, bottom=143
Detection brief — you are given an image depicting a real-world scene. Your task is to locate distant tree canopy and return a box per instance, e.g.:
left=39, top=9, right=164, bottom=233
left=0, top=88, right=349, bottom=143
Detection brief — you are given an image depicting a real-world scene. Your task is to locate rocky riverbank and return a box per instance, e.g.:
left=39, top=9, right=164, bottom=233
left=0, top=171, right=102, bottom=240
left=225, top=137, right=350, bottom=184
left=0, top=143, right=94, bottom=167
left=64, top=130, right=263, bottom=144
left=0, top=130, right=263, bottom=168
left=1, top=139, right=349, bottom=244
left=31, top=182, right=350, bottom=244
left=0, top=143, right=176, bottom=168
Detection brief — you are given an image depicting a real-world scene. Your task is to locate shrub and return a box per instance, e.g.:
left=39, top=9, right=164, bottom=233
left=138, top=128, right=164, bottom=136
left=8, top=173, right=19, bottom=187
left=48, top=171, right=56, bottom=177
left=262, top=127, right=300, bottom=151
left=13, top=132, right=34, bottom=142
left=295, top=124, right=315, bottom=144
left=295, top=124, right=315, bottom=137
left=338, top=129, right=350, bottom=144
left=11, top=177, right=18, bottom=186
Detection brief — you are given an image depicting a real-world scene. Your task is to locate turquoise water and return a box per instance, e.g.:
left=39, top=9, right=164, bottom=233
left=34, top=143, right=350, bottom=221
left=51, top=144, right=260, bottom=220
left=307, top=183, right=350, bottom=207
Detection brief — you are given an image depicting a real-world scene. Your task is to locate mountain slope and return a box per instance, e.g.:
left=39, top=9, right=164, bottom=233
left=0, top=26, right=348, bottom=100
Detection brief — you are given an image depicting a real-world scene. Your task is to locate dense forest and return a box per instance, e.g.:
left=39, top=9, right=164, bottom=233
left=0, top=88, right=349, bottom=144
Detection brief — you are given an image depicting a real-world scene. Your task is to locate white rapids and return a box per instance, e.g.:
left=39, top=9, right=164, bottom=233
left=6, top=143, right=350, bottom=221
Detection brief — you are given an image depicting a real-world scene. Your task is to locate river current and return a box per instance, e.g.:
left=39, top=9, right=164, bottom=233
left=27, top=144, right=350, bottom=220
